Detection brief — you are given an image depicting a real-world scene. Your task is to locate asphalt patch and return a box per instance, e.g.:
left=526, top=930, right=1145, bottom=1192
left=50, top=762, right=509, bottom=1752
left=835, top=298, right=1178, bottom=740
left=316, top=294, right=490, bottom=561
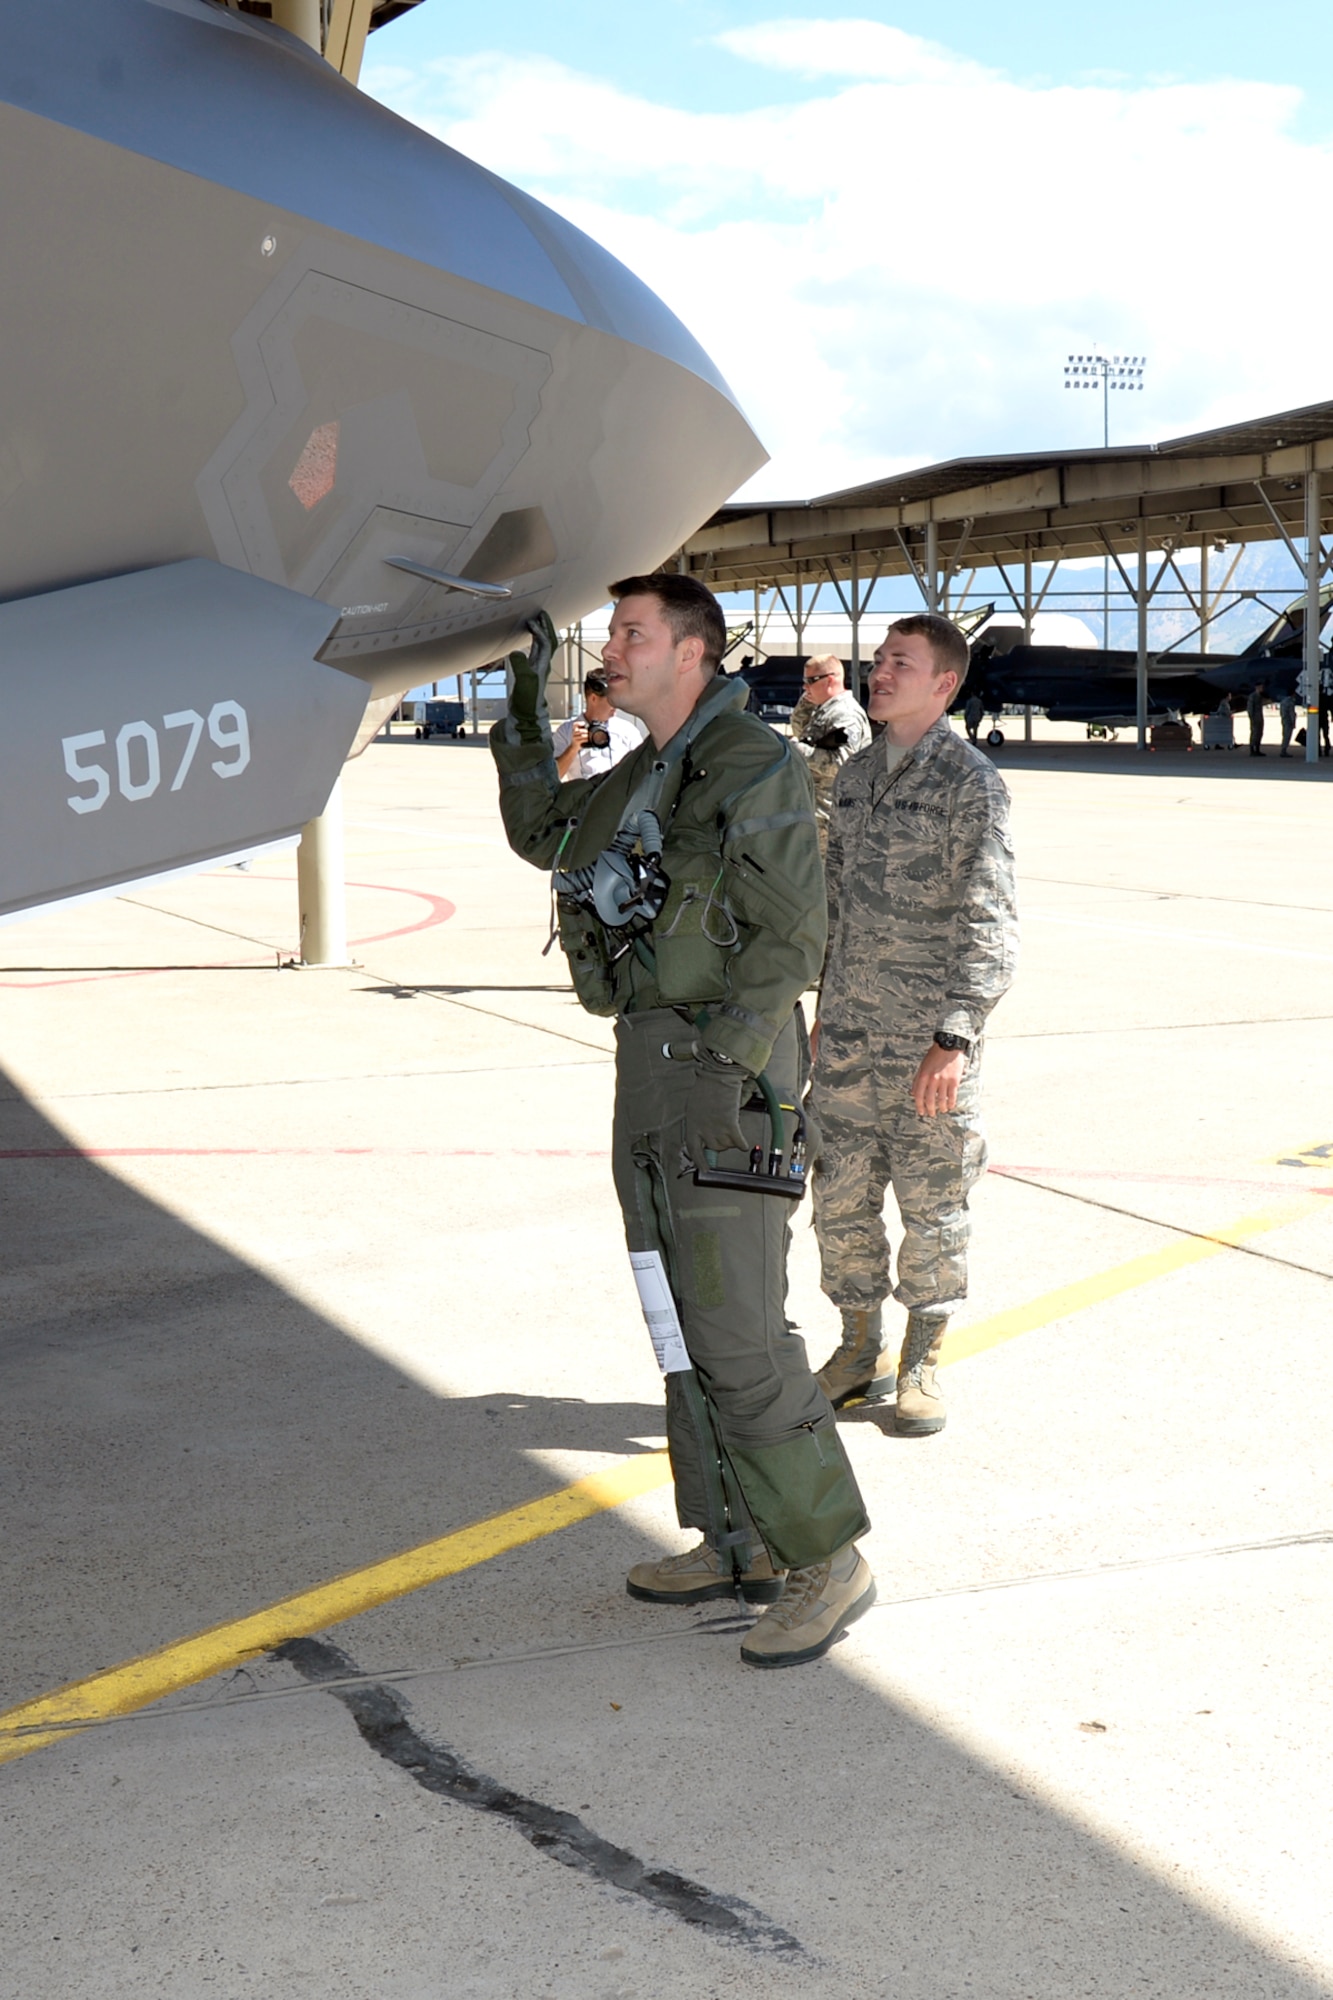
left=273, top=1635, right=805, bottom=1956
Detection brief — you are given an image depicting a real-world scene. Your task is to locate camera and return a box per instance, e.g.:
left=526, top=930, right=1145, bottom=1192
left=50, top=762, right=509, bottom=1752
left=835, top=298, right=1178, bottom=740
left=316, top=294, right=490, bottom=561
left=582, top=719, right=611, bottom=748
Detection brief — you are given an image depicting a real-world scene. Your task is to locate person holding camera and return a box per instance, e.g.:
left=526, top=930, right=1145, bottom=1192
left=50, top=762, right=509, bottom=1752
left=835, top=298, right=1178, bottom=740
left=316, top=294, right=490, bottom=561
left=491, top=578, right=873, bottom=1670
left=552, top=670, right=643, bottom=781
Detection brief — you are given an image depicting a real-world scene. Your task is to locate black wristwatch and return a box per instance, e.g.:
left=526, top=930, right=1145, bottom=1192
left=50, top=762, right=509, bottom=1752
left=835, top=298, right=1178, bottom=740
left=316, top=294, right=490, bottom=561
left=933, top=1031, right=973, bottom=1055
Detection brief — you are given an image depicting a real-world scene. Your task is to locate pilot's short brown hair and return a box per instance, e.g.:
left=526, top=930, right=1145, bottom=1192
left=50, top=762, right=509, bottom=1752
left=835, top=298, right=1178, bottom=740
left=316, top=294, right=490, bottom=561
left=888, top=613, right=970, bottom=685
left=608, top=573, right=727, bottom=676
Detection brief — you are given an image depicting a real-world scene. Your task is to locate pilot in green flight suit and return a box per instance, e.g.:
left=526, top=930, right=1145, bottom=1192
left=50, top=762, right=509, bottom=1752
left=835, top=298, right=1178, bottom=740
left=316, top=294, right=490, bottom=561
left=490, top=575, right=874, bottom=1669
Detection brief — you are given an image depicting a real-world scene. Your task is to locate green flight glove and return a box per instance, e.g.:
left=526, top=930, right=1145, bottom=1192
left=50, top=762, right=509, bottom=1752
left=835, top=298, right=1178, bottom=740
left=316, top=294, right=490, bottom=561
left=503, top=610, right=558, bottom=746
left=686, top=1047, right=750, bottom=1170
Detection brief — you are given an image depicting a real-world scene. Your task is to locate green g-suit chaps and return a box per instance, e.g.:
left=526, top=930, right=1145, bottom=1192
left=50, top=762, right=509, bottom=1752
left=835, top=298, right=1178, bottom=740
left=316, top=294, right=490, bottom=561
left=612, top=1007, right=869, bottom=1572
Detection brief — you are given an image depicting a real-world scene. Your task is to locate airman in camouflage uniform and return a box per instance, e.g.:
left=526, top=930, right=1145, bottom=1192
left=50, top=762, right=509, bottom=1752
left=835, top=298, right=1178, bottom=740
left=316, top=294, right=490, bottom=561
left=788, top=656, right=872, bottom=855
left=810, top=614, right=1018, bottom=1433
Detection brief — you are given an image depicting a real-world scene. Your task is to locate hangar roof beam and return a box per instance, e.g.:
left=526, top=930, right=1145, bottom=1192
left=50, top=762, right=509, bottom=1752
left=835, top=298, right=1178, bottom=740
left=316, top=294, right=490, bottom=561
left=679, top=396, right=1333, bottom=592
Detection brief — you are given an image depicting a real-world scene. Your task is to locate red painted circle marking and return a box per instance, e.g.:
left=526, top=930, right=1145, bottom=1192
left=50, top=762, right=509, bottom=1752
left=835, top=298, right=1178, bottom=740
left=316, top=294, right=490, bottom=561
left=0, top=877, right=455, bottom=985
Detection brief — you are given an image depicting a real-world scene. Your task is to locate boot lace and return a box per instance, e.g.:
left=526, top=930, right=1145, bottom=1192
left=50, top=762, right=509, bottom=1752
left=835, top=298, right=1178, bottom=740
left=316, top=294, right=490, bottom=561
left=765, top=1561, right=831, bottom=1628
left=657, top=1542, right=719, bottom=1576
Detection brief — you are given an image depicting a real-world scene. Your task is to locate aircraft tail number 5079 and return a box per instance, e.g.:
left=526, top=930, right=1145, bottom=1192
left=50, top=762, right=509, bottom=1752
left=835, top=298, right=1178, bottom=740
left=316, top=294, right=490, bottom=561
left=64, top=703, right=251, bottom=815
left=0, top=561, right=366, bottom=926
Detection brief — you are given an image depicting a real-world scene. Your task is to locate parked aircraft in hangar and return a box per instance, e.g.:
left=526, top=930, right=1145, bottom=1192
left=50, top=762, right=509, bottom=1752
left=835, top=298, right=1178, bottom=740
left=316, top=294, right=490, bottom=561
left=0, top=0, right=764, bottom=924
left=960, top=589, right=1332, bottom=739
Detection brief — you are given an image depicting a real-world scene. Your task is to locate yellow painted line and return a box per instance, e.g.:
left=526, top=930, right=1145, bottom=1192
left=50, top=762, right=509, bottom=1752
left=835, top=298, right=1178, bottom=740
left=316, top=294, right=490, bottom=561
left=3, top=1189, right=1327, bottom=1768
left=944, top=1193, right=1328, bottom=1367
left=0, top=1453, right=671, bottom=1767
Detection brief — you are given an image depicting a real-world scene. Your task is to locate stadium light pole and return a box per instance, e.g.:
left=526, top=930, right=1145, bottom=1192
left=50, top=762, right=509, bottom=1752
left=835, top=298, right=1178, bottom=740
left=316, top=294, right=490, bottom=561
left=1065, top=349, right=1147, bottom=645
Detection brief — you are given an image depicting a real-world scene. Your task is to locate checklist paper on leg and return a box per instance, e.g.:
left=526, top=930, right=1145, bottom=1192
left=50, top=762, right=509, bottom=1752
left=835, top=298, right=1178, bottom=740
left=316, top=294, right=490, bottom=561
left=629, top=1251, right=691, bottom=1374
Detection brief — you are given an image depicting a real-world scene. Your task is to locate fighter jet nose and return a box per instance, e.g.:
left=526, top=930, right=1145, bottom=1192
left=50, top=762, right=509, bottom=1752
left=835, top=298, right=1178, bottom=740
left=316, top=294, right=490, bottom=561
left=0, top=0, right=765, bottom=694
left=487, top=173, right=743, bottom=406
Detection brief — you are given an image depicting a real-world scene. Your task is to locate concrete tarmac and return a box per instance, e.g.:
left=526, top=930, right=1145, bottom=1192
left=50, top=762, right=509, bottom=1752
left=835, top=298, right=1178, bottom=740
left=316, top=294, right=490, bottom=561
left=2, top=729, right=1331, bottom=1998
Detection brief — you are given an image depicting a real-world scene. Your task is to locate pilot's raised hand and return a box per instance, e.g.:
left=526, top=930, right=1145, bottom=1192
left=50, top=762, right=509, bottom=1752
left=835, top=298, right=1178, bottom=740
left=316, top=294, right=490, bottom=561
left=505, top=610, right=559, bottom=746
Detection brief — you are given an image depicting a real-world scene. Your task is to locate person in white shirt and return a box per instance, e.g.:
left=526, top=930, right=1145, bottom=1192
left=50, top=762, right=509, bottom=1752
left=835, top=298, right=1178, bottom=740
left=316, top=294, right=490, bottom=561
left=552, top=671, right=644, bottom=780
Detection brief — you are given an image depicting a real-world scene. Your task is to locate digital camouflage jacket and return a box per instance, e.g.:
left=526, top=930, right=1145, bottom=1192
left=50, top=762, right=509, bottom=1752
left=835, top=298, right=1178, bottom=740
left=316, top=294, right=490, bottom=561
left=491, top=676, right=827, bottom=1077
left=789, top=687, right=873, bottom=831
left=821, top=716, right=1019, bottom=1055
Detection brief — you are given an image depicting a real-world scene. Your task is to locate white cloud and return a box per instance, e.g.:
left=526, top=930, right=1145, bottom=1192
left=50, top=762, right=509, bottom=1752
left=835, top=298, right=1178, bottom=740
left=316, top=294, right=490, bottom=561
left=364, top=23, right=1332, bottom=502
left=713, top=18, right=994, bottom=85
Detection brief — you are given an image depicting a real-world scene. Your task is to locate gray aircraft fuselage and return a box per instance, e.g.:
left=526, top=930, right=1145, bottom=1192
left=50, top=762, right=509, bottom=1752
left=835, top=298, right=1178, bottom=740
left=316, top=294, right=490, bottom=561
left=0, top=0, right=765, bottom=920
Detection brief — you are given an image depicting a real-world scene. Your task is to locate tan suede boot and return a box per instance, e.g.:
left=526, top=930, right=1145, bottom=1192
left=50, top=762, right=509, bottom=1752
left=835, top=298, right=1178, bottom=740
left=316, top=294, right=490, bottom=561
left=627, top=1540, right=786, bottom=1605
left=740, top=1543, right=876, bottom=1667
left=895, top=1309, right=948, bottom=1435
left=816, top=1305, right=895, bottom=1407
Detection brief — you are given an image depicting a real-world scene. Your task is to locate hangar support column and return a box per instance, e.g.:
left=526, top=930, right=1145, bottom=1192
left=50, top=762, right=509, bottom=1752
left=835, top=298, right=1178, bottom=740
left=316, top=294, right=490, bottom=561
left=849, top=548, right=861, bottom=700
left=1136, top=518, right=1149, bottom=750
left=925, top=520, right=939, bottom=614
left=1023, top=548, right=1033, bottom=741
left=1305, top=468, right=1322, bottom=765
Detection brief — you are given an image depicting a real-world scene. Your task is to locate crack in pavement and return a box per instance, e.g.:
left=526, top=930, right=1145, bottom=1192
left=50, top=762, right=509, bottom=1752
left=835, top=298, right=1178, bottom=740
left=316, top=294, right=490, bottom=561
left=273, top=1635, right=805, bottom=1958
left=989, top=1169, right=1333, bottom=1281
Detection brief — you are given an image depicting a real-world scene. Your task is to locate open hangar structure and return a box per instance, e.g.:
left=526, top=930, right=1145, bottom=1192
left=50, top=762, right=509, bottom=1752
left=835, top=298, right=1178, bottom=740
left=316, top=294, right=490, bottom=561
left=678, top=397, right=1333, bottom=763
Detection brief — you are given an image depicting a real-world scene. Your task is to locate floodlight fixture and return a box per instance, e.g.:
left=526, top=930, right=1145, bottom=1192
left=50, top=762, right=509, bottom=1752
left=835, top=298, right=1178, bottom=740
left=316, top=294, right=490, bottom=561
left=1061, top=347, right=1150, bottom=645
left=1063, top=348, right=1149, bottom=441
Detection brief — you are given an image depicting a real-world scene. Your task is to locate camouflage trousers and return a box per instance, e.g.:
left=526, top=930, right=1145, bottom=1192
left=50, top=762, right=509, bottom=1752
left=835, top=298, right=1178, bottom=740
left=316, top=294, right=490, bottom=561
left=810, top=1034, right=988, bottom=1312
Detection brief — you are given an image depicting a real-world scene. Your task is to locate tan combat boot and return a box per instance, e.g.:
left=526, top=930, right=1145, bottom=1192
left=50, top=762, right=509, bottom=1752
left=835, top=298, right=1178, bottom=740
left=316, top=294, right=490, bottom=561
left=627, top=1540, right=786, bottom=1605
left=740, top=1543, right=876, bottom=1667
left=895, top=1309, right=949, bottom=1435
left=816, top=1304, right=895, bottom=1407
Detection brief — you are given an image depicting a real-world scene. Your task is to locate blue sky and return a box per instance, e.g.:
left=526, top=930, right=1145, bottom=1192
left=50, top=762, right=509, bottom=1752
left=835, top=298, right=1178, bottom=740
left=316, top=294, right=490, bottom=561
left=373, top=4, right=1333, bottom=140
left=364, top=5, right=1333, bottom=515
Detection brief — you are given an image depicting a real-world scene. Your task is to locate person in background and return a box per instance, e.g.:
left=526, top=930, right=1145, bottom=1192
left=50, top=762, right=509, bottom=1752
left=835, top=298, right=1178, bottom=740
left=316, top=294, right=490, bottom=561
left=552, top=670, right=643, bottom=781
left=1246, top=680, right=1267, bottom=758
left=788, top=655, right=871, bottom=855
left=964, top=692, right=984, bottom=744
left=1279, top=687, right=1297, bottom=759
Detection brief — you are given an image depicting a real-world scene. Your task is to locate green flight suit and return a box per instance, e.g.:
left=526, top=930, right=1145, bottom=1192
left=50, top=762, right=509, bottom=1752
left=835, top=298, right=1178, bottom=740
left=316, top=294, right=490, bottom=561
left=491, top=674, right=868, bottom=1570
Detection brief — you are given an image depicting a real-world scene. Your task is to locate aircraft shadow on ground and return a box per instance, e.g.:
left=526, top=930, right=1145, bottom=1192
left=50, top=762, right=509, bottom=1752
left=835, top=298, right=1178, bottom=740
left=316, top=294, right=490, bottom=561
left=0, top=1059, right=1320, bottom=1995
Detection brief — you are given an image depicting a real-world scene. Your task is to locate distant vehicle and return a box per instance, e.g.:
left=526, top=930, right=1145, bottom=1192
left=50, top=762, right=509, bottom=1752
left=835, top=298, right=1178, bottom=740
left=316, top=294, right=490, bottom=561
left=412, top=700, right=467, bottom=740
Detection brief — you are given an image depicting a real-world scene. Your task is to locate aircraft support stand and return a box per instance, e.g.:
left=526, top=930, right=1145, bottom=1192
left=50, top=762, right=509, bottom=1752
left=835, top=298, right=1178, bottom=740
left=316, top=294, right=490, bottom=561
left=269, top=0, right=322, bottom=52
left=1305, top=468, right=1321, bottom=765
left=295, top=780, right=351, bottom=968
